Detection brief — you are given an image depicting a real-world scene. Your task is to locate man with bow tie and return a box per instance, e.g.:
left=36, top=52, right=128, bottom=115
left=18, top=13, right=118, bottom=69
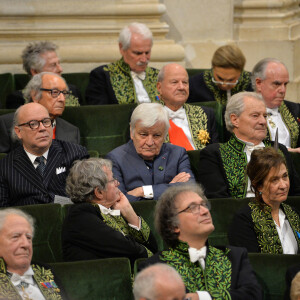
left=0, top=208, right=66, bottom=299
left=0, top=102, right=89, bottom=207
left=252, top=58, right=300, bottom=153
left=158, top=63, right=219, bottom=150
left=85, top=22, right=159, bottom=105
left=198, top=91, right=300, bottom=199
left=139, top=184, right=263, bottom=300
left=106, top=103, right=195, bottom=202
left=0, top=72, right=80, bottom=154
left=62, top=158, right=157, bottom=265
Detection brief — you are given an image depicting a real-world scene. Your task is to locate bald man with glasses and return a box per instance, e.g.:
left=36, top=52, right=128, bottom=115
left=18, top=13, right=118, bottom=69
left=0, top=102, right=89, bottom=207
left=0, top=72, right=80, bottom=153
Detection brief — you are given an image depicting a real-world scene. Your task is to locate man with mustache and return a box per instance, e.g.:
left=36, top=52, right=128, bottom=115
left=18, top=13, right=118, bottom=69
left=139, top=184, right=263, bottom=300
left=0, top=72, right=80, bottom=153
left=85, top=22, right=159, bottom=105
left=106, top=103, right=195, bottom=202
left=198, top=91, right=300, bottom=199
left=252, top=58, right=300, bottom=153
left=0, top=102, right=89, bottom=207
left=158, top=63, right=218, bottom=150
left=0, top=208, right=66, bottom=299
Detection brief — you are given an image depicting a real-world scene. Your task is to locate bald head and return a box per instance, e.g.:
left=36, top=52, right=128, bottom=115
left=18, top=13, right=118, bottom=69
left=157, top=63, right=189, bottom=111
left=14, top=103, right=53, bottom=156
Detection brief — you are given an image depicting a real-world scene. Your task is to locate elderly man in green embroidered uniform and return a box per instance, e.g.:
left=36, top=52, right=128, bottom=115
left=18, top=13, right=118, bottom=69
left=139, top=184, right=263, bottom=300
left=0, top=208, right=65, bottom=299
left=252, top=58, right=300, bottom=153
left=198, top=91, right=300, bottom=199
left=157, top=63, right=219, bottom=151
left=86, top=22, right=159, bottom=105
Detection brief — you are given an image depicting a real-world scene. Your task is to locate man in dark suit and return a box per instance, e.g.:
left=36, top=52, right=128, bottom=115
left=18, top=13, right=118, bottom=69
left=139, top=184, right=263, bottom=299
left=158, top=63, right=219, bottom=150
left=6, top=41, right=81, bottom=109
left=252, top=58, right=300, bottom=153
left=198, top=91, right=300, bottom=199
left=106, top=103, right=195, bottom=202
left=0, top=72, right=80, bottom=153
left=0, top=102, right=89, bottom=207
left=85, top=22, right=159, bottom=105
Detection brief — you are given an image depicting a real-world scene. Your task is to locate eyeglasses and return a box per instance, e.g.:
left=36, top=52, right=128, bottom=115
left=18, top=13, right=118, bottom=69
left=40, top=88, right=70, bottom=98
left=211, top=77, right=239, bottom=86
left=17, top=118, right=53, bottom=130
left=107, top=177, right=119, bottom=185
left=177, top=202, right=211, bottom=215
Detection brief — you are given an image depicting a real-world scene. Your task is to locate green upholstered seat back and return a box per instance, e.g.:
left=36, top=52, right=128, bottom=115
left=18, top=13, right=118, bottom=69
left=61, top=104, right=135, bottom=156
left=50, top=258, right=134, bottom=300
left=186, top=68, right=207, bottom=78
left=187, top=150, right=201, bottom=182
left=249, top=253, right=300, bottom=300
left=0, top=73, right=14, bottom=109
left=131, top=200, right=164, bottom=251
left=291, top=152, right=300, bottom=174
left=14, top=73, right=31, bottom=90
left=14, top=204, right=64, bottom=263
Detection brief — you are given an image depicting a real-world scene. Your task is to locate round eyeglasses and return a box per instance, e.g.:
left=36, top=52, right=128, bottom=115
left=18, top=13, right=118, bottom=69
left=17, top=118, right=53, bottom=130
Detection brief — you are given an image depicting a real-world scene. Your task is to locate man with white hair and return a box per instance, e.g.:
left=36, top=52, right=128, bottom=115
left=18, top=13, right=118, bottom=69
left=86, top=22, right=159, bottom=105
left=106, top=103, right=195, bottom=202
left=0, top=208, right=65, bottom=299
left=252, top=58, right=300, bottom=153
left=198, top=91, right=300, bottom=199
left=133, top=264, right=186, bottom=300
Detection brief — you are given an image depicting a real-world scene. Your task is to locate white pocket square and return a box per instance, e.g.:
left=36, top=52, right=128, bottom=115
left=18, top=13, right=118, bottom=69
left=56, top=167, right=66, bottom=175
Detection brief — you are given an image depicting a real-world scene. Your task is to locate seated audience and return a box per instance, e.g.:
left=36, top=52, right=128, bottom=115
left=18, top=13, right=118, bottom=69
left=188, top=44, right=253, bottom=104
left=86, top=22, right=159, bottom=105
left=0, top=72, right=80, bottom=153
left=0, top=208, right=66, bottom=299
left=106, top=103, right=195, bottom=202
left=62, top=158, right=157, bottom=265
left=140, top=184, right=263, bottom=300
left=158, top=63, right=219, bottom=150
left=0, top=103, right=89, bottom=207
left=6, top=41, right=81, bottom=108
left=285, top=265, right=300, bottom=300
left=228, top=147, right=300, bottom=254
left=133, top=263, right=186, bottom=300
left=198, top=91, right=300, bottom=199
left=252, top=58, right=300, bottom=153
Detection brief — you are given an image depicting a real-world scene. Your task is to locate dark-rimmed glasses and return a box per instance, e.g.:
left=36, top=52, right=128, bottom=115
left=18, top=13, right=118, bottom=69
left=107, top=177, right=119, bottom=185
left=40, top=88, right=70, bottom=98
left=17, top=118, right=53, bottom=130
left=211, top=77, right=239, bottom=86
left=177, top=202, right=211, bottom=215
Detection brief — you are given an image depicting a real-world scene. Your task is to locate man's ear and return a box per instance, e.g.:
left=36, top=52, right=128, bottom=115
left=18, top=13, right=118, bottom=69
left=157, top=81, right=162, bottom=95
left=14, top=126, right=22, bottom=140
left=255, top=78, right=263, bottom=93
left=94, top=187, right=104, bottom=200
left=230, top=113, right=239, bottom=128
left=119, top=42, right=124, bottom=56
left=173, top=226, right=180, bottom=234
left=30, top=68, right=38, bottom=76
left=30, top=90, right=39, bottom=103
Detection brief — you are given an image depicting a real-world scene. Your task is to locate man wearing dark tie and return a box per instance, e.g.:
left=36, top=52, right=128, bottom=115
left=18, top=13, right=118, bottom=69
left=139, top=184, right=263, bottom=299
left=0, top=102, right=89, bottom=207
left=157, top=63, right=219, bottom=150
left=0, top=72, right=80, bottom=153
left=198, top=91, right=300, bottom=199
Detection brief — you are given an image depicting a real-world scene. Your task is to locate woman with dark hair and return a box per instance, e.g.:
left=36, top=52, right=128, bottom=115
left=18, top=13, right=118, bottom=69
left=228, top=147, right=300, bottom=254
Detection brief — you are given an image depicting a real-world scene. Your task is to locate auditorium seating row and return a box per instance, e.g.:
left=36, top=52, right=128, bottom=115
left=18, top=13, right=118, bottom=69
left=0, top=69, right=205, bottom=109
left=4, top=197, right=299, bottom=300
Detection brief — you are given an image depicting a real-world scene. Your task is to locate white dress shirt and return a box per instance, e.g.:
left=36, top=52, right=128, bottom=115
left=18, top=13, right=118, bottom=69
left=24, top=149, right=49, bottom=169
left=131, top=71, right=151, bottom=104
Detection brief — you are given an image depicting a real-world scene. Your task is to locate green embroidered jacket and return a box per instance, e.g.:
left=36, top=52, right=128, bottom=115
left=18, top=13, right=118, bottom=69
left=104, top=58, right=159, bottom=104
left=0, top=258, right=64, bottom=300
left=249, top=201, right=300, bottom=253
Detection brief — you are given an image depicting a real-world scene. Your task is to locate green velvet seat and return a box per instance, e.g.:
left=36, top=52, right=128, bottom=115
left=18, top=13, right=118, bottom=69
left=291, top=152, right=300, bottom=174
left=14, top=73, right=31, bottom=91
left=187, top=150, right=201, bottom=182
left=0, top=73, right=14, bottom=109
left=186, top=68, right=207, bottom=78
left=249, top=253, right=300, bottom=300
left=61, top=104, right=135, bottom=156
left=50, top=258, right=134, bottom=300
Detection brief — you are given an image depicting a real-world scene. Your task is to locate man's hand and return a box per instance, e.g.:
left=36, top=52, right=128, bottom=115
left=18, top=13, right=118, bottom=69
left=127, top=187, right=144, bottom=197
left=170, top=172, right=191, bottom=183
left=185, top=293, right=199, bottom=300
left=288, top=147, right=300, bottom=153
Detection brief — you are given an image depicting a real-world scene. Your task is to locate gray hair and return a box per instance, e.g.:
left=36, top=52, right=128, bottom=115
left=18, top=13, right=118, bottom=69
left=157, top=65, right=166, bottom=83
left=119, top=22, right=153, bottom=50
left=66, top=158, right=113, bottom=203
left=225, top=91, right=264, bottom=132
left=251, top=58, right=287, bottom=90
left=11, top=105, right=23, bottom=143
left=22, top=72, right=68, bottom=103
left=22, top=41, right=58, bottom=75
left=133, top=263, right=184, bottom=300
left=155, top=184, right=207, bottom=248
left=0, top=208, right=35, bottom=237
left=291, top=271, right=300, bottom=300
left=130, top=103, right=169, bottom=138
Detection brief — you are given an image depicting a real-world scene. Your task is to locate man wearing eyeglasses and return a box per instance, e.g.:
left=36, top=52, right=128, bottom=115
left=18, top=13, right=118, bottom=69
left=0, top=102, right=89, bottom=207
left=0, top=72, right=80, bottom=153
left=139, top=184, right=262, bottom=300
